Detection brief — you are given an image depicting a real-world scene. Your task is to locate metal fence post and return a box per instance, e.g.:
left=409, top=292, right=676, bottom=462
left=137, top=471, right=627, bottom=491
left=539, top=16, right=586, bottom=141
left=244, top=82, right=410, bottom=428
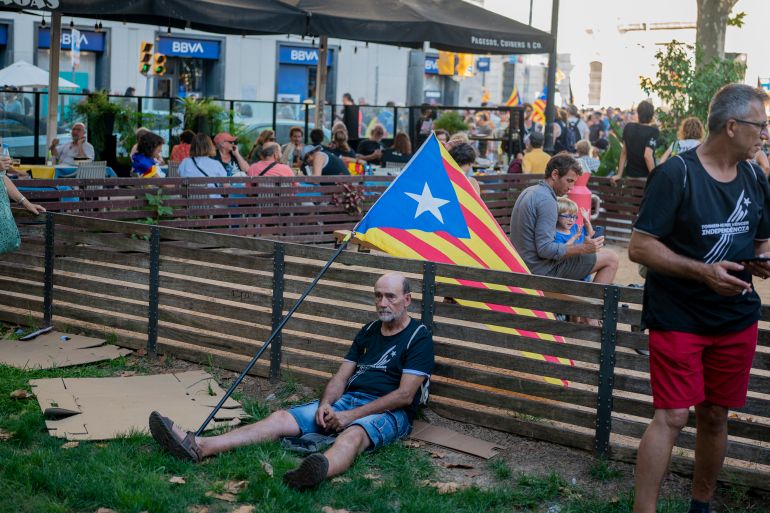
left=594, top=285, right=619, bottom=457
left=146, top=225, right=161, bottom=357
left=269, top=242, right=285, bottom=379
left=421, top=261, right=436, bottom=332
left=42, top=212, right=55, bottom=327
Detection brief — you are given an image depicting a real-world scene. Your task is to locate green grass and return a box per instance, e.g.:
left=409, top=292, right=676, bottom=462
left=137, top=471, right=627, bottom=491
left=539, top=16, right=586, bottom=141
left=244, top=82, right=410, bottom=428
left=589, top=458, right=623, bottom=481
left=0, top=354, right=767, bottom=513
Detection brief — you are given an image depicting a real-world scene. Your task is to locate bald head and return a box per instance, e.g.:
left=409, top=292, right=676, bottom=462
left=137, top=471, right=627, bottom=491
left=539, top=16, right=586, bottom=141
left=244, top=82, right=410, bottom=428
left=260, top=141, right=281, bottom=161
left=375, top=272, right=410, bottom=295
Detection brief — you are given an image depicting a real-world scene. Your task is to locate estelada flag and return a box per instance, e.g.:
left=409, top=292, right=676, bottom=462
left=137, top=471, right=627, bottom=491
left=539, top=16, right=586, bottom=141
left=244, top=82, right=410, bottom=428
left=355, top=133, right=572, bottom=385
left=531, top=90, right=547, bottom=124
left=504, top=86, right=521, bottom=107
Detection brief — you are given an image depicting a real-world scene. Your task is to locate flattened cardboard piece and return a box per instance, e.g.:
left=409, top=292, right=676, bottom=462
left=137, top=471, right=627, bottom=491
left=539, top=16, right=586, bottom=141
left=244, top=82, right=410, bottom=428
left=409, top=421, right=503, bottom=459
left=0, top=331, right=131, bottom=370
left=30, top=370, right=245, bottom=440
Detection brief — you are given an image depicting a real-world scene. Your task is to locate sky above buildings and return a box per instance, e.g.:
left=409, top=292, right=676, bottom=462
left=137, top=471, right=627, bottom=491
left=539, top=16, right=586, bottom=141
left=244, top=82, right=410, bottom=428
left=482, top=0, right=770, bottom=107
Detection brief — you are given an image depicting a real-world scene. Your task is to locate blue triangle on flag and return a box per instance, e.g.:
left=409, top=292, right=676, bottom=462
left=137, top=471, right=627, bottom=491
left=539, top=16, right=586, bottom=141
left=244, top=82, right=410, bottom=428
left=358, top=135, right=470, bottom=238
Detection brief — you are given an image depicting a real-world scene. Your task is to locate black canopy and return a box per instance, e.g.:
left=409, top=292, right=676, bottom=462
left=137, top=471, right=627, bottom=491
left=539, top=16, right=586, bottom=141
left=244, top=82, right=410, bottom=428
left=3, top=0, right=307, bottom=36
left=283, top=0, right=553, bottom=55
left=6, top=0, right=551, bottom=55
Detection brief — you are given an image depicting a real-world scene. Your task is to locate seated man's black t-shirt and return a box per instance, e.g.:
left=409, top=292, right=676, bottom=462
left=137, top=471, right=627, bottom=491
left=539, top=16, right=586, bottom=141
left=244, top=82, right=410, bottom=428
left=357, top=139, right=383, bottom=157
left=622, top=122, right=660, bottom=178
left=634, top=150, right=770, bottom=334
left=344, top=318, right=434, bottom=419
left=589, top=123, right=602, bottom=144
left=381, top=148, right=412, bottom=164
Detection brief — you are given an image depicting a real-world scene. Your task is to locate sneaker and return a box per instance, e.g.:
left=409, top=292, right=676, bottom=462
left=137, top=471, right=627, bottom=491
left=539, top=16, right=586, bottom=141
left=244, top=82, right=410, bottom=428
left=283, top=453, right=329, bottom=490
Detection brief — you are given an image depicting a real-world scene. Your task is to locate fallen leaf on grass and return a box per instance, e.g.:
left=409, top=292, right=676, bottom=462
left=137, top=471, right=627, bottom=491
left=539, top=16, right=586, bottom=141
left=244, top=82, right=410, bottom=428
left=260, top=461, right=273, bottom=477
left=205, top=491, right=237, bottom=503
left=420, top=480, right=465, bottom=494
left=439, top=462, right=475, bottom=469
left=135, top=348, right=147, bottom=356
left=362, top=473, right=381, bottom=480
left=402, top=440, right=422, bottom=448
left=231, top=506, right=255, bottom=513
left=95, top=509, right=119, bottom=513
left=169, top=476, right=186, bottom=484
left=321, top=507, right=351, bottom=513
left=330, top=476, right=351, bottom=484
left=223, top=480, right=248, bottom=493
left=186, top=506, right=210, bottom=513
left=429, top=451, right=446, bottom=459
left=285, top=394, right=300, bottom=402
left=62, top=441, right=79, bottom=449
left=10, top=389, right=32, bottom=399
left=0, top=428, right=12, bottom=441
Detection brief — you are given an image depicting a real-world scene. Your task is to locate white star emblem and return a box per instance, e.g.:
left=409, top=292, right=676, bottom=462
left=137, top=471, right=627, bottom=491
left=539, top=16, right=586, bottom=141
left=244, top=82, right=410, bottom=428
left=405, top=183, right=450, bottom=223
left=744, top=197, right=751, bottom=207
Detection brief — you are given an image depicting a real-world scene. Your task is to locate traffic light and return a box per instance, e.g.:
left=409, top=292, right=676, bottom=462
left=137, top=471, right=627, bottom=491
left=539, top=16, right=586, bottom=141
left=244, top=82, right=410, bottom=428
left=437, top=51, right=455, bottom=76
left=139, top=41, right=153, bottom=75
left=153, top=53, right=167, bottom=76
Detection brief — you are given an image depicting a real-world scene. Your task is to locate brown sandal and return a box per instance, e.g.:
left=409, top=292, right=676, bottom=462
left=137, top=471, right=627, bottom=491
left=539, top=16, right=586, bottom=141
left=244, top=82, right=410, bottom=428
left=149, top=411, right=203, bottom=463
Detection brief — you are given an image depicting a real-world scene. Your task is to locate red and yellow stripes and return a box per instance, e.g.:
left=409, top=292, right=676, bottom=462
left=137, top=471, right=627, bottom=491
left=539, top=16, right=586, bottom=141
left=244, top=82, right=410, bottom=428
left=358, top=141, right=573, bottom=386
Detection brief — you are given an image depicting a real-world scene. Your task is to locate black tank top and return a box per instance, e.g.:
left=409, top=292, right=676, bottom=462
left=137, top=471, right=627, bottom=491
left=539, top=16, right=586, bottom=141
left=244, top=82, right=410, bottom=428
left=321, top=150, right=350, bottom=176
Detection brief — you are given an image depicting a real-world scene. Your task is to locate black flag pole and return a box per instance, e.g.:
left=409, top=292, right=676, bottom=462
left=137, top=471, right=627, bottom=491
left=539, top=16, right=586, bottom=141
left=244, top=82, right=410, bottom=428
left=195, top=230, right=357, bottom=435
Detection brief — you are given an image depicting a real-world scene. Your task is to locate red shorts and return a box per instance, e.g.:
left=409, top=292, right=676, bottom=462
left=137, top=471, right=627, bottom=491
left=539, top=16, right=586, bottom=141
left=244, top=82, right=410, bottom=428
left=648, top=322, right=758, bottom=409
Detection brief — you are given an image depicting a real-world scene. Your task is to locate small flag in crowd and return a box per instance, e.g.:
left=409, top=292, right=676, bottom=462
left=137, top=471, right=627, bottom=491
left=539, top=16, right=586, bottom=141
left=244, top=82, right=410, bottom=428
left=504, top=86, right=521, bottom=107
left=531, top=90, right=547, bottom=124
left=355, top=134, right=572, bottom=385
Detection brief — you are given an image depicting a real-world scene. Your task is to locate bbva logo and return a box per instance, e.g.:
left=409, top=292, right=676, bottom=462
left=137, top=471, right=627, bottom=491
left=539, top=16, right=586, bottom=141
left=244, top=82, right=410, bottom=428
left=1, top=0, right=60, bottom=9
left=172, top=41, right=204, bottom=54
left=61, top=32, right=88, bottom=47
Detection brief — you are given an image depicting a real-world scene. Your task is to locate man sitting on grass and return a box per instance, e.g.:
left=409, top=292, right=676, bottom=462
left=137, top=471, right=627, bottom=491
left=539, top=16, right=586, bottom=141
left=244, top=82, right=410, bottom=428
left=149, top=272, right=434, bottom=490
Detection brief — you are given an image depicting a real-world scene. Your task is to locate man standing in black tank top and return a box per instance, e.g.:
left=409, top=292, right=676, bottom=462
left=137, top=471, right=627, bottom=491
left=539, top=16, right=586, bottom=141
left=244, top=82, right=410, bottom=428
left=629, top=84, right=770, bottom=513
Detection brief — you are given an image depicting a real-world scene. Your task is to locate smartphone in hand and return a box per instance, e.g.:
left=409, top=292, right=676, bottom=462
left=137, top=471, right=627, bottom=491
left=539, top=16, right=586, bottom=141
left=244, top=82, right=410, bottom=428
left=741, top=256, right=770, bottom=263
left=592, top=226, right=605, bottom=238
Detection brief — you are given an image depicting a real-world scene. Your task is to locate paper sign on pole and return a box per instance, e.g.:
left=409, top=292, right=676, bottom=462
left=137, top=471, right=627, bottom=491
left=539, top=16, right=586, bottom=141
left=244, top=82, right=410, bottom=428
left=70, top=28, right=81, bottom=70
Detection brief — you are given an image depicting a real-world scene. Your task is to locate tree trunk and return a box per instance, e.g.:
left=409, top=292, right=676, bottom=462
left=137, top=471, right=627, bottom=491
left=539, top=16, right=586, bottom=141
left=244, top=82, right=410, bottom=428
left=695, top=0, right=737, bottom=68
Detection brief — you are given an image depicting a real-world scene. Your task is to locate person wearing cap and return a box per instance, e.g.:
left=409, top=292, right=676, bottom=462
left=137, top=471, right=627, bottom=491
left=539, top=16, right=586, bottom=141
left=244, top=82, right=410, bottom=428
left=49, top=122, right=95, bottom=165
left=521, top=131, right=550, bottom=174
left=213, top=132, right=249, bottom=177
left=301, top=144, right=349, bottom=177
left=247, top=142, right=295, bottom=178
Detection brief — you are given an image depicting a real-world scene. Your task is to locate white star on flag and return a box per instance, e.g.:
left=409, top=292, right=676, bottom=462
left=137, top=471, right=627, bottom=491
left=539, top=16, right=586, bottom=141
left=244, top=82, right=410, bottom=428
left=405, top=183, right=450, bottom=223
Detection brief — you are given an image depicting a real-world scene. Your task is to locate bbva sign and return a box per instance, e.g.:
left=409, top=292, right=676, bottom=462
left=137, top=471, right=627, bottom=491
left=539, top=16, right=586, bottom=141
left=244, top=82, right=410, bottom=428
left=0, top=0, right=59, bottom=8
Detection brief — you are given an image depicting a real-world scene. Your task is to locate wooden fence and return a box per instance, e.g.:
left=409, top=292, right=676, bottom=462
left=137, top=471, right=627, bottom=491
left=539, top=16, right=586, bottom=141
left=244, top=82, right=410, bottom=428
left=2, top=210, right=769, bottom=490
left=12, top=174, right=647, bottom=245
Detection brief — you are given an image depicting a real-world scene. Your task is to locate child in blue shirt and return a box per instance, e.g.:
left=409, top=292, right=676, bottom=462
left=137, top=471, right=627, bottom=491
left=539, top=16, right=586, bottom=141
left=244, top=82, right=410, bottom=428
left=555, top=197, right=595, bottom=281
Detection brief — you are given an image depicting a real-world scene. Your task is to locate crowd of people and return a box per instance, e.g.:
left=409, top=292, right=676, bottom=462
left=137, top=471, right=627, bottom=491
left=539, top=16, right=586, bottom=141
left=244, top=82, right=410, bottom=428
left=126, top=122, right=422, bottom=181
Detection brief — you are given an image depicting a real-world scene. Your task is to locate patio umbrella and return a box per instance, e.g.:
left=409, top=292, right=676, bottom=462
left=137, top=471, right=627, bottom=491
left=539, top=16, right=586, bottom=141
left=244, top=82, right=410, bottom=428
left=283, top=0, right=553, bottom=54
left=20, top=0, right=308, bottom=36
left=0, top=60, right=79, bottom=90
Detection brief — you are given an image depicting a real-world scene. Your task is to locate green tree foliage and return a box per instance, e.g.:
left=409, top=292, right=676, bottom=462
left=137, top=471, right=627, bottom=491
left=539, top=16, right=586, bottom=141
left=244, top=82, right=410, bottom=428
left=432, top=111, right=469, bottom=135
left=639, top=40, right=746, bottom=144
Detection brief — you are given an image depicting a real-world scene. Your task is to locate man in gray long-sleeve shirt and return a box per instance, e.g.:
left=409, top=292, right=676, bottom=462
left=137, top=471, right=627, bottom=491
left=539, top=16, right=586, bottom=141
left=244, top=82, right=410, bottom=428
left=510, top=154, right=618, bottom=283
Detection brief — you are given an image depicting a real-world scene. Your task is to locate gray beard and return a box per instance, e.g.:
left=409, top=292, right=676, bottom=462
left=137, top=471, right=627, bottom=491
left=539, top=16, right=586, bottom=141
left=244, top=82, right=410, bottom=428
left=377, top=311, right=396, bottom=322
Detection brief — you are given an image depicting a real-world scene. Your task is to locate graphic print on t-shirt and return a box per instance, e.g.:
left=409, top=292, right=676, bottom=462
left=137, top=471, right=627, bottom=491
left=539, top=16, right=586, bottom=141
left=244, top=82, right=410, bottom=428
left=347, top=345, right=397, bottom=386
left=702, top=190, right=751, bottom=263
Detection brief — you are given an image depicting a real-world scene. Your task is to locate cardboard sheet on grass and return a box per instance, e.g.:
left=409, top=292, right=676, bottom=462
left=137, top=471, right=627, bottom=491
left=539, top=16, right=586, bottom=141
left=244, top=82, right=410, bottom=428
left=31, top=370, right=245, bottom=440
left=0, top=331, right=131, bottom=369
left=410, top=421, right=503, bottom=459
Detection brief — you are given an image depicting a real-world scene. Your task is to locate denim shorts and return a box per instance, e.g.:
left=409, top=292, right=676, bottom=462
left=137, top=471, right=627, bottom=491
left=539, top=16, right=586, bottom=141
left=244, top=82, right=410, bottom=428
left=287, top=391, right=412, bottom=450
